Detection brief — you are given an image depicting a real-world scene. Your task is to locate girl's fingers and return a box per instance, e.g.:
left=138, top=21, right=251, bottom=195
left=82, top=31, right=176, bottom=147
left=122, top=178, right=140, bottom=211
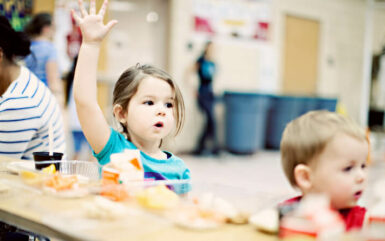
left=78, top=0, right=88, bottom=17
left=71, top=9, right=82, bottom=24
left=90, top=0, right=96, bottom=15
left=105, top=19, right=118, bottom=33
left=98, top=0, right=108, bottom=17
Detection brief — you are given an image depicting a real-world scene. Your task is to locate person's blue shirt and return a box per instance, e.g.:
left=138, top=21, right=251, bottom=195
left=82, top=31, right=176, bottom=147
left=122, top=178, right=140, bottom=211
left=94, top=128, right=191, bottom=194
left=197, top=55, right=216, bottom=86
left=24, top=40, right=57, bottom=86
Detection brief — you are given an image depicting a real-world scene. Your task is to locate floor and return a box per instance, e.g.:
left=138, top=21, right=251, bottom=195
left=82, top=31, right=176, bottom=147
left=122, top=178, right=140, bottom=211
left=177, top=132, right=385, bottom=213
left=179, top=151, right=298, bottom=213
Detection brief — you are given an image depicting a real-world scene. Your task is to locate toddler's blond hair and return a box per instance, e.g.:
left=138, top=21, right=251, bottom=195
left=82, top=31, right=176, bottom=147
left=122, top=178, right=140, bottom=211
left=280, top=110, right=367, bottom=187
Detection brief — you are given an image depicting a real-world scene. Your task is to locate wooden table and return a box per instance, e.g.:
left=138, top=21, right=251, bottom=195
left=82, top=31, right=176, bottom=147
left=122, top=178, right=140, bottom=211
left=0, top=156, right=278, bottom=241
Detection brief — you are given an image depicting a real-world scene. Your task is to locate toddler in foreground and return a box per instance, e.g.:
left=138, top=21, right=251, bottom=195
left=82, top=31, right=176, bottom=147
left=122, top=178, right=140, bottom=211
left=280, top=110, right=369, bottom=231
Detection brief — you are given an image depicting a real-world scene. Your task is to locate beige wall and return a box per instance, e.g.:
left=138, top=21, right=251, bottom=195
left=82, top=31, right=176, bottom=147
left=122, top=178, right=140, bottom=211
left=273, top=0, right=366, bottom=121
left=166, top=0, right=375, bottom=153
left=106, top=0, right=169, bottom=77
left=167, top=0, right=279, bottom=152
left=94, top=0, right=380, bottom=153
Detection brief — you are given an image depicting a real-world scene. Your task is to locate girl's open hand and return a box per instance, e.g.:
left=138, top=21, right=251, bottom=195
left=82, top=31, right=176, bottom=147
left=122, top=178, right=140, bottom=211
left=72, top=0, right=117, bottom=44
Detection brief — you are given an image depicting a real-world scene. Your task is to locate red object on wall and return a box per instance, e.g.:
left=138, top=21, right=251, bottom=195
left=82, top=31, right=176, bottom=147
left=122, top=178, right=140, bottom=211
left=66, top=16, right=82, bottom=59
left=194, top=16, right=214, bottom=34
left=253, top=21, right=269, bottom=41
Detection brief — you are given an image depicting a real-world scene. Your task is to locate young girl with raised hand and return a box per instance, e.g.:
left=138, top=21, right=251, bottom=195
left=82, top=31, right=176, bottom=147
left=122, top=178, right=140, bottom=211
left=72, top=0, right=190, bottom=193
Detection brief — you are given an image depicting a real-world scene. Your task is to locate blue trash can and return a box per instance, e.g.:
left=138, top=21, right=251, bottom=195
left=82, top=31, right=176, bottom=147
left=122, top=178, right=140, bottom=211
left=224, top=92, right=271, bottom=154
left=317, top=97, right=337, bottom=112
left=300, top=96, right=319, bottom=115
left=266, top=95, right=304, bottom=150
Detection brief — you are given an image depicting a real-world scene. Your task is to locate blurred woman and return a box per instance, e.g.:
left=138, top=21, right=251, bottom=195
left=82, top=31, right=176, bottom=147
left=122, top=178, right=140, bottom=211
left=193, top=41, right=219, bottom=155
left=0, top=16, right=66, bottom=160
left=23, top=12, right=62, bottom=93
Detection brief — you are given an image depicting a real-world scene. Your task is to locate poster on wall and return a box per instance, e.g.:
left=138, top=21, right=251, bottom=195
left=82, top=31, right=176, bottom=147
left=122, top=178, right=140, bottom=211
left=193, top=0, right=272, bottom=41
left=0, top=0, right=33, bottom=31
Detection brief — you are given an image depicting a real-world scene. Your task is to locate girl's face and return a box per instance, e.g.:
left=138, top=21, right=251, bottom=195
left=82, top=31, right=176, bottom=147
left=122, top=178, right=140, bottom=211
left=307, top=133, right=368, bottom=210
left=124, top=76, right=175, bottom=146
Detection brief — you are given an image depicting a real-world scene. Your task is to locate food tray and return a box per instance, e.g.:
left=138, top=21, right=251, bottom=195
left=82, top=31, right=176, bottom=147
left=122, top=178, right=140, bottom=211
left=7, top=160, right=102, bottom=181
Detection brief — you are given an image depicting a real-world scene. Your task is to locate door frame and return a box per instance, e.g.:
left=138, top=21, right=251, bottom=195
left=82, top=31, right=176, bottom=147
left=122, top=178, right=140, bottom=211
left=277, top=10, right=325, bottom=95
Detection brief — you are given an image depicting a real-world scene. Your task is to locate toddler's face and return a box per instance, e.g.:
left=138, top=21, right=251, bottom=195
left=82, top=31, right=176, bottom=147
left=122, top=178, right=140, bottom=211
left=308, top=133, right=368, bottom=210
left=124, top=76, right=175, bottom=145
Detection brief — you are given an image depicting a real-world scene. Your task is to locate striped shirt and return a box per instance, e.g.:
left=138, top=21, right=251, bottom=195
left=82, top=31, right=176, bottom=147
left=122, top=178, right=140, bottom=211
left=0, top=66, right=66, bottom=160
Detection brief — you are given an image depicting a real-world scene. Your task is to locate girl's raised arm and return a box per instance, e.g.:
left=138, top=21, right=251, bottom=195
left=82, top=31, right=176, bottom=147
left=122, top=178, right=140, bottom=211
left=72, top=0, right=117, bottom=154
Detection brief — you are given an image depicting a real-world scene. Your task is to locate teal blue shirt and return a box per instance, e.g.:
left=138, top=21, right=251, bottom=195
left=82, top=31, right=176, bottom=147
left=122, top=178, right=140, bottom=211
left=93, top=128, right=191, bottom=194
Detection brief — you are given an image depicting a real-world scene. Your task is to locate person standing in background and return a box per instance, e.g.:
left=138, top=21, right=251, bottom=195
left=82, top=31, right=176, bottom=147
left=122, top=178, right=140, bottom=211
left=23, top=13, right=63, bottom=97
left=193, top=41, right=219, bottom=156
left=65, top=55, right=92, bottom=160
left=64, top=14, right=91, bottom=160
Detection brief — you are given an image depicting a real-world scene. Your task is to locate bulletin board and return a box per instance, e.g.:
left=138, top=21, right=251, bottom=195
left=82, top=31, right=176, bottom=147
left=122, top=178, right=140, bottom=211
left=0, top=0, right=33, bottom=31
left=193, top=0, right=272, bottom=41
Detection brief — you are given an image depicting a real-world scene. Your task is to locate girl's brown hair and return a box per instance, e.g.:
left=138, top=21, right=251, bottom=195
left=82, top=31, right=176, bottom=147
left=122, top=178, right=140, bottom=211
left=112, top=64, right=185, bottom=142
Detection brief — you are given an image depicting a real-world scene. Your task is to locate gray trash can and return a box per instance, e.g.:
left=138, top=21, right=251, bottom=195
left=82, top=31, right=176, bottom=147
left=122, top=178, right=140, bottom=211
left=224, top=92, right=271, bottom=154
left=266, top=96, right=304, bottom=150
left=317, top=97, right=337, bottom=112
left=300, top=96, right=319, bottom=115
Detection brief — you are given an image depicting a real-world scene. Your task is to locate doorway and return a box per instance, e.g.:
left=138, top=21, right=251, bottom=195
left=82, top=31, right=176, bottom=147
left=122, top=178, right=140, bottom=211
left=282, top=15, right=320, bottom=95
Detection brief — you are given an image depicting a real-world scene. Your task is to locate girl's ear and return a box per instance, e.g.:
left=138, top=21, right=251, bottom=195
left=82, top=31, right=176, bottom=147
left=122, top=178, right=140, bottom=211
left=294, top=164, right=312, bottom=192
left=113, top=104, right=126, bottom=124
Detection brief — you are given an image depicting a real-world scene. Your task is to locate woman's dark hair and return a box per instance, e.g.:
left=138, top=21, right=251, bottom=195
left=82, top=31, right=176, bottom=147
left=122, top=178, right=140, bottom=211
left=64, top=55, right=78, bottom=106
left=24, top=12, right=52, bottom=38
left=0, top=16, right=31, bottom=61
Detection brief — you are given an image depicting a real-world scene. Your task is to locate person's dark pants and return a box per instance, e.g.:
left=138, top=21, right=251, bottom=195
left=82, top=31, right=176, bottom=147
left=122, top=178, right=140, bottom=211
left=196, top=86, right=218, bottom=154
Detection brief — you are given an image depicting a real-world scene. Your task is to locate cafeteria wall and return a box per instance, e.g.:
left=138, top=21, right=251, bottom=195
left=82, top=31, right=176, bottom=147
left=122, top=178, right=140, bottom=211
left=166, top=0, right=384, bottom=153
left=47, top=0, right=385, bottom=153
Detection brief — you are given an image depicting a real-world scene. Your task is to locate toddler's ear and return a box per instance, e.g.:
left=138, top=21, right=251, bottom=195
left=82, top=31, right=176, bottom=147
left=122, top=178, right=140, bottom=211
left=113, top=104, right=126, bottom=124
left=294, top=164, right=312, bottom=192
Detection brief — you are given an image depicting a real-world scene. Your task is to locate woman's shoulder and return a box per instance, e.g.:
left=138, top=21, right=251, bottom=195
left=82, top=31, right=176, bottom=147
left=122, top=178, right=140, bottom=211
left=21, top=67, right=52, bottom=98
left=31, top=40, right=54, bottom=48
left=30, top=41, right=57, bottom=56
left=0, top=67, right=52, bottom=126
left=1, top=67, right=40, bottom=99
